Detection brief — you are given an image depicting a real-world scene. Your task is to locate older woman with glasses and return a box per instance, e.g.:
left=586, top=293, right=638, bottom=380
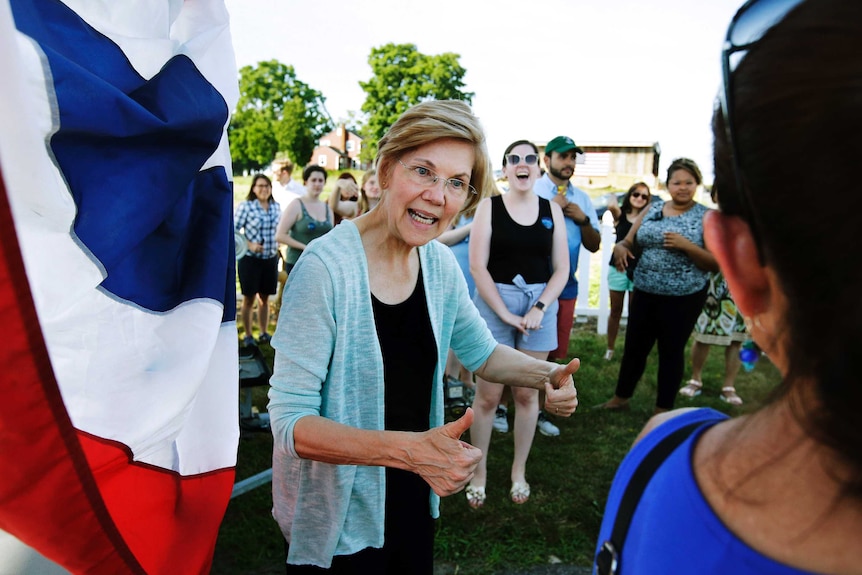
left=268, top=101, right=579, bottom=573
left=594, top=1, right=862, bottom=573
left=466, top=140, right=570, bottom=509
left=235, top=174, right=280, bottom=346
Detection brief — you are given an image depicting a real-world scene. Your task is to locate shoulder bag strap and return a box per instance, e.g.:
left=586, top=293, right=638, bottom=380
left=595, top=421, right=702, bottom=575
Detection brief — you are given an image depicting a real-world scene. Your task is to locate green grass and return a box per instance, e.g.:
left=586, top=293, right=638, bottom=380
left=213, top=317, right=782, bottom=574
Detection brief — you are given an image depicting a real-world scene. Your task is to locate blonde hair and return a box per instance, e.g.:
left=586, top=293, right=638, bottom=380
left=375, top=100, right=494, bottom=215
left=357, top=169, right=377, bottom=215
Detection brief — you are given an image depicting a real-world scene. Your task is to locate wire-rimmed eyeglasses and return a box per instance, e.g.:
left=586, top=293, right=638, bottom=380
left=397, top=160, right=477, bottom=198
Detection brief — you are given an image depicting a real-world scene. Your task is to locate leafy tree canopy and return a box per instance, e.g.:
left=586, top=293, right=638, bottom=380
left=228, top=60, right=332, bottom=174
left=358, top=44, right=473, bottom=163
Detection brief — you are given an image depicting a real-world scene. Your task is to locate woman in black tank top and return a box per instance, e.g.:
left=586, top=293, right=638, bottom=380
left=465, top=140, right=571, bottom=509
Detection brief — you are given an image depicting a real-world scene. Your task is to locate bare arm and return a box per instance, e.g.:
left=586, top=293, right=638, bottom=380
left=608, top=200, right=622, bottom=222
left=292, top=409, right=481, bottom=496
left=329, top=181, right=359, bottom=219
left=562, top=202, right=600, bottom=252
left=437, top=220, right=472, bottom=246
left=632, top=408, right=700, bottom=446
left=275, top=200, right=305, bottom=250
left=613, top=214, right=644, bottom=271
left=580, top=222, right=601, bottom=252
left=473, top=345, right=579, bottom=415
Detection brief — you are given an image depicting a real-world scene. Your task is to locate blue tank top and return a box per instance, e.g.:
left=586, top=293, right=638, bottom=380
left=595, top=408, right=817, bottom=574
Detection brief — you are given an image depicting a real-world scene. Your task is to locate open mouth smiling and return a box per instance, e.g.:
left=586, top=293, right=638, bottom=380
left=409, top=209, right=438, bottom=225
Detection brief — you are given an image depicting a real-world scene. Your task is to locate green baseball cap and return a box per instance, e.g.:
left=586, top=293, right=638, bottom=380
left=545, top=136, right=584, bottom=155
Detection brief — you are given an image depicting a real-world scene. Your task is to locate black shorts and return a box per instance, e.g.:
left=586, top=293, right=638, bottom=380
left=237, top=255, right=278, bottom=296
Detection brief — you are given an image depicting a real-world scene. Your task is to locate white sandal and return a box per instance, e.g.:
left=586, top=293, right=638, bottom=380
left=466, top=485, right=486, bottom=509
left=510, top=481, right=530, bottom=505
left=720, top=386, right=743, bottom=406
left=679, top=379, right=703, bottom=398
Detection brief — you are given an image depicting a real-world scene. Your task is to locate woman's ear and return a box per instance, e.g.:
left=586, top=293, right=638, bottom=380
left=703, top=210, right=770, bottom=319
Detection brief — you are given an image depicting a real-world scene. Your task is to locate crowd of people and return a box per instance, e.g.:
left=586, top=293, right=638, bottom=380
left=230, top=2, right=862, bottom=570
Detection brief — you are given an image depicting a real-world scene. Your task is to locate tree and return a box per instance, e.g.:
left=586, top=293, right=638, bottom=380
left=358, top=44, right=474, bottom=163
left=228, top=60, right=332, bottom=173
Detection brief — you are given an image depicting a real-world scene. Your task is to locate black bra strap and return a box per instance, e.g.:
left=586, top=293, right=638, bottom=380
left=595, top=421, right=702, bottom=575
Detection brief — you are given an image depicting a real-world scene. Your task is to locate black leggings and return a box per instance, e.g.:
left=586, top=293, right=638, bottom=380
left=614, top=287, right=707, bottom=410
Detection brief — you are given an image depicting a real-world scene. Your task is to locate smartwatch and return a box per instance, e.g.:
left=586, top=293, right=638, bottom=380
left=534, top=301, right=546, bottom=312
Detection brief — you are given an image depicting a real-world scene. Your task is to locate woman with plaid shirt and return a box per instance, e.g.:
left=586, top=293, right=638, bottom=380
left=235, top=174, right=281, bottom=345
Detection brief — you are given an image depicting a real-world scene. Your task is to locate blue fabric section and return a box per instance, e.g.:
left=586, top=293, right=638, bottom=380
left=594, top=408, right=815, bottom=574
left=12, top=0, right=234, bottom=319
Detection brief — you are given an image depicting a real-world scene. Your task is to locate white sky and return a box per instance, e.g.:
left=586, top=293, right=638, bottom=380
left=223, top=0, right=744, bottom=184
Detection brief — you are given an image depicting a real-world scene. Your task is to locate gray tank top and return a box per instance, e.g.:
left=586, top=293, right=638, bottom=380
left=285, top=200, right=333, bottom=265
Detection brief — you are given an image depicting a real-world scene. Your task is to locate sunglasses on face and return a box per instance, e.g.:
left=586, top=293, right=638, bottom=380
left=718, top=0, right=804, bottom=263
left=506, top=153, right=539, bottom=166
left=630, top=192, right=649, bottom=200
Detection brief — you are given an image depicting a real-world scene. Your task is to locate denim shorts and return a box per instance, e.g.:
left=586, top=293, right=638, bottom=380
left=473, top=275, right=558, bottom=352
left=608, top=265, right=634, bottom=292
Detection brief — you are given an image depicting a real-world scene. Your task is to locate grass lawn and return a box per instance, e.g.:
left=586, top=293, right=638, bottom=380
left=212, top=316, right=782, bottom=575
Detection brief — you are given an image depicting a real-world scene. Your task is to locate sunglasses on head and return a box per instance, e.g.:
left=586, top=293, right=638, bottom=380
left=718, top=0, right=805, bottom=263
left=506, top=153, right=539, bottom=166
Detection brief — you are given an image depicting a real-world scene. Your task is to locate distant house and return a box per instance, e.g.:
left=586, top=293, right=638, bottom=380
left=311, top=124, right=363, bottom=170
left=537, top=141, right=661, bottom=190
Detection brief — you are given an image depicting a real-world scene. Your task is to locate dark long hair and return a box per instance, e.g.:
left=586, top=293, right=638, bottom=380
left=620, top=182, right=650, bottom=215
left=245, top=174, right=272, bottom=202
left=713, top=0, right=862, bottom=496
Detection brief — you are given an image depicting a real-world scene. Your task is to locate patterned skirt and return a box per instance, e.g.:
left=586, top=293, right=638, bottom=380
left=692, top=272, right=747, bottom=346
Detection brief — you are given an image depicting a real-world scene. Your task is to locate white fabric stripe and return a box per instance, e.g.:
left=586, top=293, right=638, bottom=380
left=3, top=0, right=239, bottom=474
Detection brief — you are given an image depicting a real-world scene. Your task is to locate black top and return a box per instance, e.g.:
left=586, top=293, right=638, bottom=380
left=487, top=195, right=554, bottom=284
left=610, top=213, right=635, bottom=265
left=371, top=267, right=437, bottom=432
left=371, top=267, right=437, bottom=568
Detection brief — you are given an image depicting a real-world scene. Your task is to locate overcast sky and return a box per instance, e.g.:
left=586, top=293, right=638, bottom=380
left=223, top=0, right=745, bottom=184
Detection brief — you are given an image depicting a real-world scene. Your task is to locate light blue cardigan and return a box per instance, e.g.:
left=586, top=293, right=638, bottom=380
left=268, top=221, right=497, bottom=568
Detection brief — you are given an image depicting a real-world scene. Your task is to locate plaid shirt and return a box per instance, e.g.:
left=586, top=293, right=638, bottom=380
left=234, top=198, right=281, bottom=259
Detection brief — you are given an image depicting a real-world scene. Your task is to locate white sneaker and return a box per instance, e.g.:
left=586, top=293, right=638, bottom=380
left=493, top=405, right=509, bottom=433
left=537, top=411, right=560, bottom=437
left=604, top=349, right=614, bottom=361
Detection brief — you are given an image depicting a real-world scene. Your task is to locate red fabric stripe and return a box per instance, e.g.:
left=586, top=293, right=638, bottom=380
left=77, top=432, right=234, bottom=575
left=0, top=167, right=143, bottom=573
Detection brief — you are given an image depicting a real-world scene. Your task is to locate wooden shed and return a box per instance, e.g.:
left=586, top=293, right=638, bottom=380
left=538, top=141, right=661, bottom=190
